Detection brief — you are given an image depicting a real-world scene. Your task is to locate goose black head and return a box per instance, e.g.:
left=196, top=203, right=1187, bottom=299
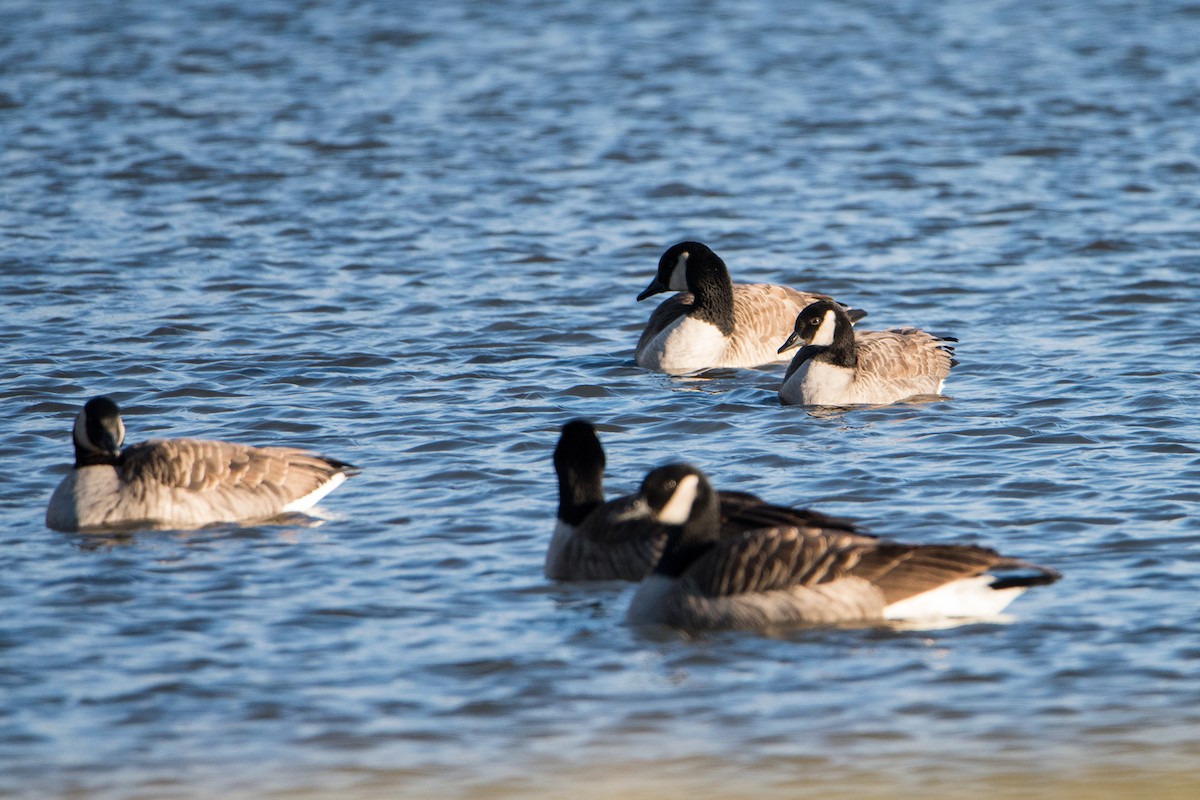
left=637, top=241, right=724, bottom=301
left=73, top=396, right=125, bottom=465
left=641, top=462, right=723, bottom=576
left=553, top=419, right=607, bottom=525
left=639, top=462, right=717, bottom=530
left=778, top=299, right=846, bottom=354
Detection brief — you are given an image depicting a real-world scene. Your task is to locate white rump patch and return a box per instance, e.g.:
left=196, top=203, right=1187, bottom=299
left=73, top=408, right=91, bottom=449
left=668, top=251, right=690, bottom=291
left=657, top=474, right=699, bottom=525
left=282, top=472, right=348, bottom=513
left=883, top=575, right=1029, bottom=621
left=811, top=309, right=838, bottom=346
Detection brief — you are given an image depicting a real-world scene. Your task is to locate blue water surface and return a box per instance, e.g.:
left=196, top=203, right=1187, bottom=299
left=1, top=1, right=1198, bottom=798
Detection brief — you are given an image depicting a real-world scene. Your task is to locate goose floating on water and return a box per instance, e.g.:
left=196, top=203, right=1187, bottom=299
left=626, top=464, right=1059, bottom=631
left=777, top=299, right=957, bottom=407
left=548, top=420, right=861, bottom=581
left=46, top=396, right=358, bottom=532
left=635, top=241, right=867, bottom=376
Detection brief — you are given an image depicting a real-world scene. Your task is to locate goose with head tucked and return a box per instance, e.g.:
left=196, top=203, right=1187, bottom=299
left=777, top=299, right=957, bottom=407
left=635, top=241, right=867, bottom=376
left=547, top=420, right=862, bottom=581
left=626, top=464, right=1059, bottom=631
left=46, top=396, right=358, bottom=532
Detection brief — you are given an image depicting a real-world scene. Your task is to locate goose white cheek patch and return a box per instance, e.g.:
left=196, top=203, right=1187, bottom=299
left=73, top=410, right=90, bottom=448
left=658, top=474, right=699, bottom=525
left=810, top=309, right=838, bottom=346
left=74, top=410, right=123, bottom=453
left=668, top=252, right=690, bottom=292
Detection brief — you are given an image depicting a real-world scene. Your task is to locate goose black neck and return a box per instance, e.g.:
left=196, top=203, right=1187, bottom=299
left=554, top=422, right=607, bottom=525
left=74, top=446, right=119, bottom=469
left=686, top=252, right=736, bottom=336
left=652, top=494, right=723, bottom=577
left=782, top=346, right=817, bottom=383
left=815, top=306, right=858, bottom=369
left=554, top=437, right=605, bottom=526
left=556, top=466, right=604, bottom=526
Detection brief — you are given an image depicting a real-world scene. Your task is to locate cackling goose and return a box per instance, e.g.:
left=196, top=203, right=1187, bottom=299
left=777, top=299, right=957, bottom=407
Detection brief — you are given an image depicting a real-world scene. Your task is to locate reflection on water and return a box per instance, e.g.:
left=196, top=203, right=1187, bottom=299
left=69, top=516, right=332, bottom=551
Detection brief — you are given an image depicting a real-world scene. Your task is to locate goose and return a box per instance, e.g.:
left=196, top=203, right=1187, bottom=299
left=547, top=419, right=861, bottom=581
left=635, top=241, right=867, bottom=376
left=777, top=299, right=957, bottom=407
left=46, top=396, right=358, bottom=532
left=626, top=464, right=1060, bottom=630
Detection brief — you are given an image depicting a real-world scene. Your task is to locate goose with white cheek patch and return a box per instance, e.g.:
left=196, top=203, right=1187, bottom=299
left=46, top=396, right=358, bottom=532
left=777, top=299, right=958, bottom=407
left=626, top=464, right=1059, bottom=631
left=635, top=241, right=867, bottom=376
left=547, top=420, right=862, bottom=581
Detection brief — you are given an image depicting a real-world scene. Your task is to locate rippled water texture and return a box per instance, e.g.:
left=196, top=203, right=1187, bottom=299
left=2, top=1, right=1199, bottom=798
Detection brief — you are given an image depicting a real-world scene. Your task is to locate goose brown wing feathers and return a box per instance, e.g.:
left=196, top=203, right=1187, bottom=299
left=717, top=491, right=866, bottom=537
left=684, top=529, right=1051, bottom=603
left=120, top=439, right=349, bottom=510
left=555, top=523, right=667, bottom=581
left=685, top=527, right=873, bottom=596
left=846, top=543, right=1056, bottom=604
left=723, top=284, right=823, bottom=366
left=854, top=329, right=956, bottom=383
left=555, top=494, right=668, bottom=580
